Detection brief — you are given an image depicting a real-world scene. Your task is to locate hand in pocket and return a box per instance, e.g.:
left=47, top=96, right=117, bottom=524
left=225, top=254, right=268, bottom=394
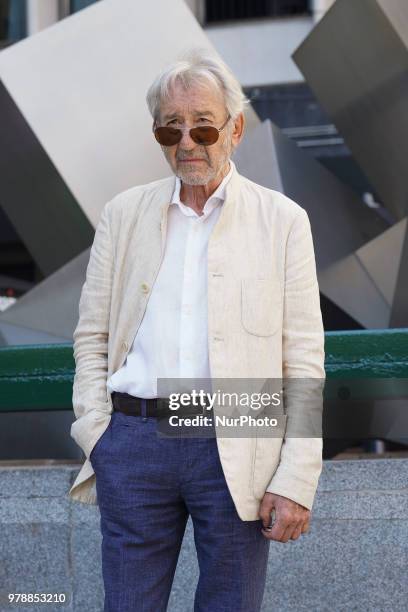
left=89, top=420, right=112, bottom=465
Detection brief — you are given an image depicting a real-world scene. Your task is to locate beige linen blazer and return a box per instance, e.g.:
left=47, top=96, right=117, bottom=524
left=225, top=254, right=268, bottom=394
left=68, top=163, right=325, bottom=521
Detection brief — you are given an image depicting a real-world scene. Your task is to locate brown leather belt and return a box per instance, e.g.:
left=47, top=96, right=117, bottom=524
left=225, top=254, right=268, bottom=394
left=111, top=391, right=212, bottom=418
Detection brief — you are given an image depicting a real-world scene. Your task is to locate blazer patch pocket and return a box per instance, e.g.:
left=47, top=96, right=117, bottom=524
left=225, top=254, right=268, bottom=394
left=241, top=278, right=282, bottom=337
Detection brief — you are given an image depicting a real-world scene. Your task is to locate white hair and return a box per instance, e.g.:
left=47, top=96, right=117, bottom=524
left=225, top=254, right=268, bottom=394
left=146, top=47, right=249, bottom=122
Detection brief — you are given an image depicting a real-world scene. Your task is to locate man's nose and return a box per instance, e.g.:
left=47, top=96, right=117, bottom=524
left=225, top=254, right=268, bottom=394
left=178, top=127, right=196, bottom=150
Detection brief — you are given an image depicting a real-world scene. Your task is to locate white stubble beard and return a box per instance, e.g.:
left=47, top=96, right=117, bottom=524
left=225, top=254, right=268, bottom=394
left=163, top=126, right=234, bottom=186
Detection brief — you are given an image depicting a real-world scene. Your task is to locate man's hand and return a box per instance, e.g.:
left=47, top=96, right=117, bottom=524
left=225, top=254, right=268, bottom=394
left=259, top=492, right=310, bottom=543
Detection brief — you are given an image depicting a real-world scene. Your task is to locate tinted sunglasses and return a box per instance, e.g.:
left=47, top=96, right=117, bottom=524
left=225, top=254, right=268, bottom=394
left=153, top=114, right=231, bottom=147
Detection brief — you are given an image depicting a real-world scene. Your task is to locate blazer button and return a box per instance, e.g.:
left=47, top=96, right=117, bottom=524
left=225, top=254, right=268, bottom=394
left=122, top=341, right=129, bottom=352
left=141, top=282, right=150, bottom=294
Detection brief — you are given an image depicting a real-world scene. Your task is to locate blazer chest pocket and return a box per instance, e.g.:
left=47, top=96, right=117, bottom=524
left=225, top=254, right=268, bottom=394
left=241, top=278, right=282, bottom=337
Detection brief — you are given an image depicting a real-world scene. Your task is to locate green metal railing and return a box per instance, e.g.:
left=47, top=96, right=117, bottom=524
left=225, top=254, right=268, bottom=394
left=324, top=328, right=408, bottom=377
left=0, top=328, right=407, bottom=412
left=0, top=343, right=74, bottom=411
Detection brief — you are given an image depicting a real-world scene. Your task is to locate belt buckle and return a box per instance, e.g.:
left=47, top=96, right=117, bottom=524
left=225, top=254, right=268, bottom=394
left=156, top=397, right=169, bottom=414
left=199, top=398, right=212, bottom=417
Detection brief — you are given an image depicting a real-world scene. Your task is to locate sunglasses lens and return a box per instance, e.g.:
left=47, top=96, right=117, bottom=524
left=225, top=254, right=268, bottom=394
left=154, top=126, right=219, bottom=146
left=190, top=127, right=219, bottom=146
left=154, top=127, right=182, bottom=146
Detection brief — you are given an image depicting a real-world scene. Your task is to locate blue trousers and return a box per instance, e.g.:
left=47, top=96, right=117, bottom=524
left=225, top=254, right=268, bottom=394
left=90, top=410, right=270, bottom=611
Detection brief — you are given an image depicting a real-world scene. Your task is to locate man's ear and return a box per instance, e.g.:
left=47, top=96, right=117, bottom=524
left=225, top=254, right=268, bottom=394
left=232, top=112, right=245, bottom=148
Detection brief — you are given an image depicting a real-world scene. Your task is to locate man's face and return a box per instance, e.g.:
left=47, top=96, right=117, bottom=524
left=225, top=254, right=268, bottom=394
left=157, top=81, right=240, bottom=185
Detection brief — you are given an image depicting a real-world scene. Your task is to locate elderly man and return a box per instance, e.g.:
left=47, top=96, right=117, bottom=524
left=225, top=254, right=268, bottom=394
left=69, top=48, right=325, bottom=612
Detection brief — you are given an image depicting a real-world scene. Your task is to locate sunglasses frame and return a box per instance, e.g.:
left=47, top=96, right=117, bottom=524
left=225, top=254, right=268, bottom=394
left=153, top=114, right=231, bottom=147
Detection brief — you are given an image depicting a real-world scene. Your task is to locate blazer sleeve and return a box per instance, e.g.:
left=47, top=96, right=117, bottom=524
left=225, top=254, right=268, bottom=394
left=265, top=207, right=325, bottom=510
left=70, top=200, right=114, bottom=459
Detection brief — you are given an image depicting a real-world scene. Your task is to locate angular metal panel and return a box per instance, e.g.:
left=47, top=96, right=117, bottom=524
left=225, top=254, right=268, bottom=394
left=293, top=0, right=408, bottom=220
left=233, top=119, right=388, bottom=270
left=0, top=249, right=90, bottom=345
left=390, top=226, right=408, bottom=327
left=0, top=0, right=259, bottom=270
left=0, top=80, right=94, bottom=276
left=319, top=218, right=408, bottom=328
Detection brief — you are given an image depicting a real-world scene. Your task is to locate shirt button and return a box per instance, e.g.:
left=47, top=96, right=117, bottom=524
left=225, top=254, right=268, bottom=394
left=141, top=282, right=149, bottom=293
left=122, top=341, right=129, bottom=351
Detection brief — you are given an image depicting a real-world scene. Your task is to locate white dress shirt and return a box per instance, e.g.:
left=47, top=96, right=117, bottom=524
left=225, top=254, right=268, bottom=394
left=106, top=160, right=235, bottom=398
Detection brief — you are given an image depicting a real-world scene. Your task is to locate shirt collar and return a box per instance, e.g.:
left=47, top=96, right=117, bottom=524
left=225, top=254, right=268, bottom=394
left=171, top=159, right=235, bottom=218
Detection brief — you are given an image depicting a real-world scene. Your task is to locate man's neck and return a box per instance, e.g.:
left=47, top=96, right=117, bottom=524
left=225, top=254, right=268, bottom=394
left=179, top=160, right=231, bottom=216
